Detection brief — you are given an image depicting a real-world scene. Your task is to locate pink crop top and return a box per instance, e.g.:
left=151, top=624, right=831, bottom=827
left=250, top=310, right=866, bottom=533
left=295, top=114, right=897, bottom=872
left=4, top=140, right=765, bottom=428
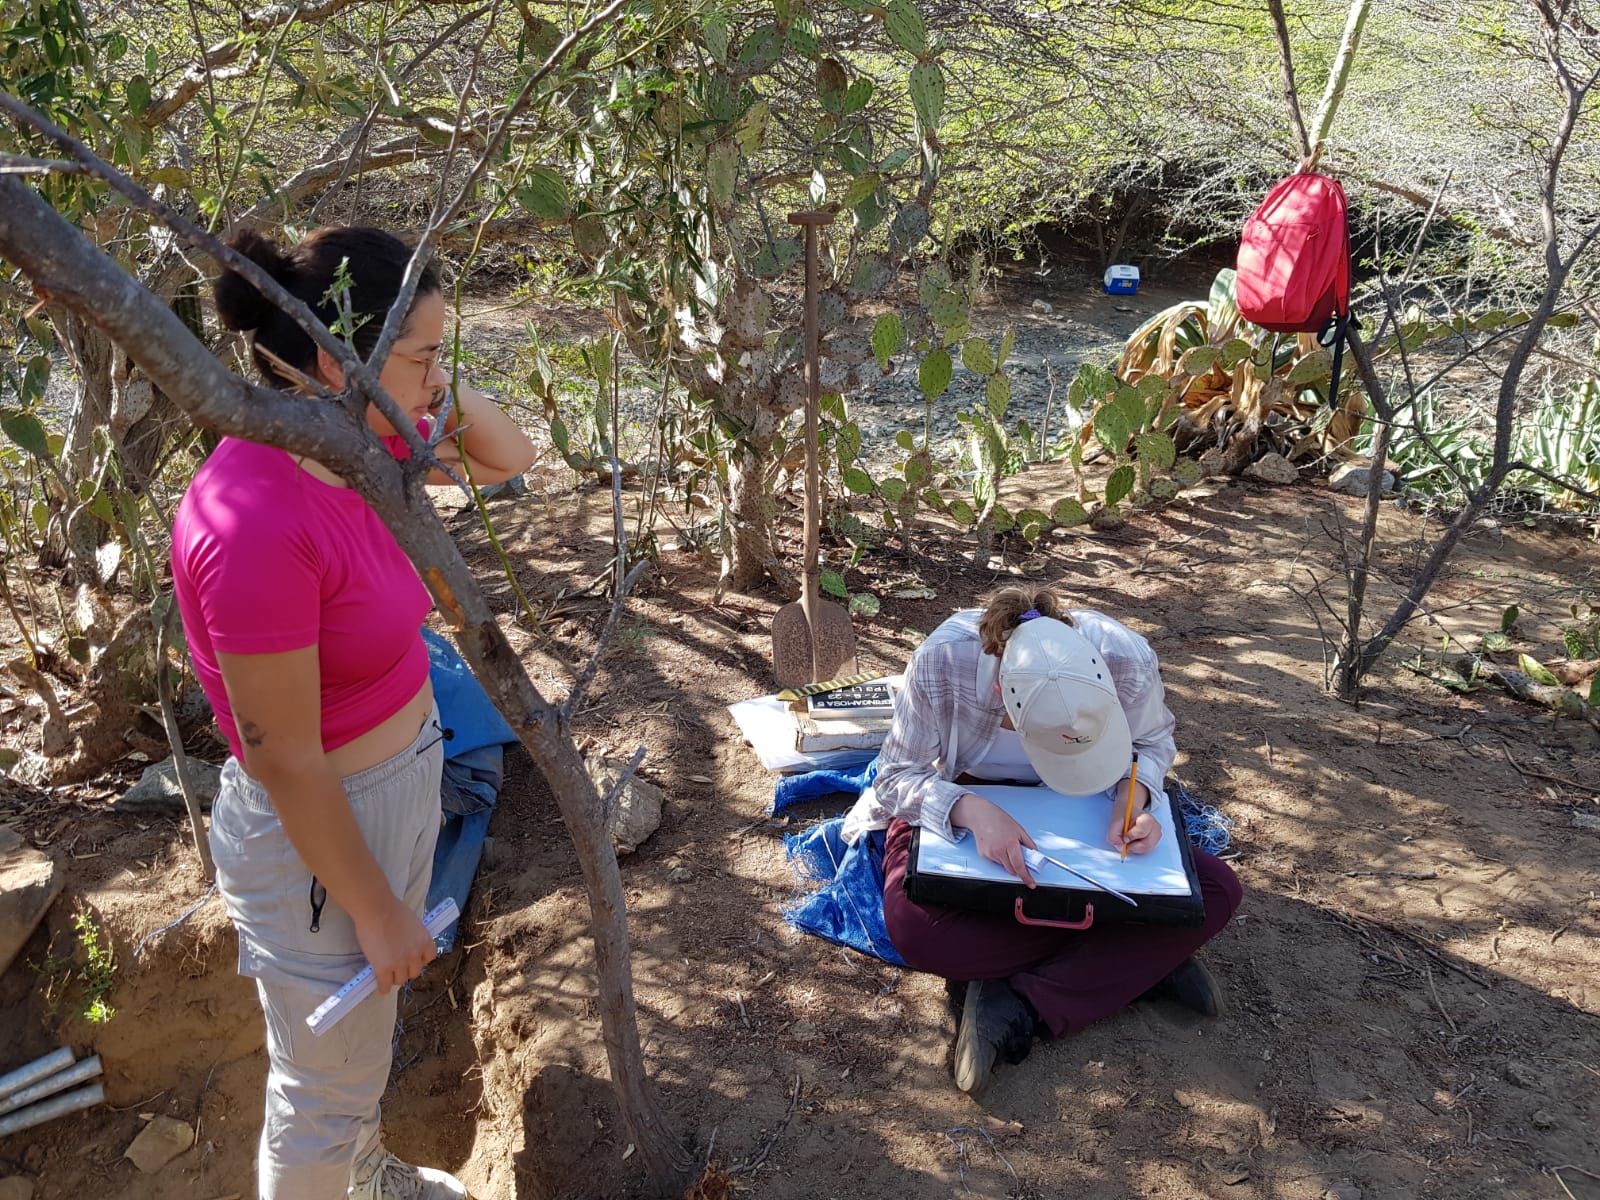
left=172, top=436, right=432, bottom=760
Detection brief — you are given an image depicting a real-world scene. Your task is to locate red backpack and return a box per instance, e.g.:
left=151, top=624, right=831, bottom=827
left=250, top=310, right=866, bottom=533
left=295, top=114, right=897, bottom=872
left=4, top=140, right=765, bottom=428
left=1236, top=172, right=1354, bottom=401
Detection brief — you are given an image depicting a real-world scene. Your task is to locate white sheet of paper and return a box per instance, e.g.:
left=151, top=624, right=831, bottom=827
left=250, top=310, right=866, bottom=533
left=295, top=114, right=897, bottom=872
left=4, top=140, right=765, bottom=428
left=915, top=783, right=1193, bottom=897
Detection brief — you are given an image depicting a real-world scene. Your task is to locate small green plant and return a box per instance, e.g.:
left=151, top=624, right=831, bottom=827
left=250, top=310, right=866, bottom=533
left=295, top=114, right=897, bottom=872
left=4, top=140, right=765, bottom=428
left=1048, top=361, right=1201, bottom=518
left=1403, top=629, right=1484, bottom=693
left=1355, top=391, right=1488, bottom=506
left=816, top=525, right=881, bottom=618
left=946, top=326, right=1041, bottom=537
left=73, top=903, right=116, bottom=1025
left=321, top=257, right=367, bottom=350
left=1480, top=603, right=1520, bottom=653
left=1513, top=377, right=1600, bottom=510
left=1560, top=599, right=1600, bottom=663
left=618, top=618, right=658, bottom=650
left=525, top=328, right=620, bottom=478
left=820, top=567, right=880, bottom=617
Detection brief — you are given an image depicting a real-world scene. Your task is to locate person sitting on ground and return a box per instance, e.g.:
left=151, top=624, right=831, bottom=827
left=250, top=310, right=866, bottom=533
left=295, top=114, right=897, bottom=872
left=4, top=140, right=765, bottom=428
left=173, top=225, right=536, bottom=1200
left=841, top=584, right=1243, bottom=1096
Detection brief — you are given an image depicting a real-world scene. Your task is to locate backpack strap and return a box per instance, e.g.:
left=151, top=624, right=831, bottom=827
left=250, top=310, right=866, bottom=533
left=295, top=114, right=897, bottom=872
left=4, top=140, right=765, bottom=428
left=1319, top=310, right=1359, bottom=407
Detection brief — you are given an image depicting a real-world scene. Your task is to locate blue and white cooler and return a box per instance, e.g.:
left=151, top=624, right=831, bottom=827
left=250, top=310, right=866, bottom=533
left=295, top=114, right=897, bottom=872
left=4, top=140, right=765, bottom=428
left=1103, top=264, right=1140, bottom=295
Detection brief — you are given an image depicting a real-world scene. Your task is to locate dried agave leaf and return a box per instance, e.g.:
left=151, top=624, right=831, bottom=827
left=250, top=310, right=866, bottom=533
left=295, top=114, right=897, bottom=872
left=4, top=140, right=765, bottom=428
left=1192, top=393, right=1230, bottom=424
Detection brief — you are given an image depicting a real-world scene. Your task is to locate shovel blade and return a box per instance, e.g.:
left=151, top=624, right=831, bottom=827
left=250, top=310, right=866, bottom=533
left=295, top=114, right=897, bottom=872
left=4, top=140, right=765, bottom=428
left=772, top=599, right=857, bottom=688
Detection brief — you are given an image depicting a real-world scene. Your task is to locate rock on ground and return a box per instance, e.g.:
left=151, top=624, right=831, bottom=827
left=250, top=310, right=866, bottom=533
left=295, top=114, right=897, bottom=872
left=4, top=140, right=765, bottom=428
left=115, top=757, right=224, bottom=814
left=1244, top=452, right=1299, bottom=485
left=1503, top=1060, right=1542, bottom=1089
left=1329, top=461, right=1396, bottom=497
left=587, top=756, right=663, bottom=855
left=0, top=1177, right=35, bottom=1200
left=124, top=1115, right=194, bottom=1173
left=0, top=836, right=60, bottom=979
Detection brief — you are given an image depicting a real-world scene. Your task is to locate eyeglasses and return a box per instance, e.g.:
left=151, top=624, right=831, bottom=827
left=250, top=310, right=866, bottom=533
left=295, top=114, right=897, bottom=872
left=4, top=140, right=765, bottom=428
left=392, top=348, right=444, bottom=374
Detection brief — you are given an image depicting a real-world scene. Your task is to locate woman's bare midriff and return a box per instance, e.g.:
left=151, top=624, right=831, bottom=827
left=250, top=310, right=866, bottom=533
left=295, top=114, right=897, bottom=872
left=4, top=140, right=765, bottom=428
left=325, top=679, right=435, bottom=779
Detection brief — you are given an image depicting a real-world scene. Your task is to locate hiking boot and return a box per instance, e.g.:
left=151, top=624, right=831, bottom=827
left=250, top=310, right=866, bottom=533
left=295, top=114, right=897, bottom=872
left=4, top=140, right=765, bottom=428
left=952, top=979, right=1037, bottom=1096
left=348, top=1143, right=471, bottom=1200
left=1141, top=957, right=1223, bottom=1018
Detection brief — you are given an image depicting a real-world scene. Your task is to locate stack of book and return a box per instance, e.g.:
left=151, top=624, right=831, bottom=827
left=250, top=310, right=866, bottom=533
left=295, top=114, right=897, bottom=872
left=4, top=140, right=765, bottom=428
left=786, top=675, right=897, bottom=752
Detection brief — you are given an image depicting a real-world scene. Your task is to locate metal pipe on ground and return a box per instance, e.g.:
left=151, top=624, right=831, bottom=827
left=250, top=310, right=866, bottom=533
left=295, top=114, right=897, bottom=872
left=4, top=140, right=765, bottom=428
left=0, top=1083, right=106, bottom=1138
left=0, top=1055, right=103, bottom=1117
left=0, top=1047, right=75, bottom=1102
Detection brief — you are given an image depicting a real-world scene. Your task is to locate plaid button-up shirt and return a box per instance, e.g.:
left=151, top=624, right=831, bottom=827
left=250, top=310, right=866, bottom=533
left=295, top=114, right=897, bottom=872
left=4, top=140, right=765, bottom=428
left=842, top=608, right=1177, bottom=844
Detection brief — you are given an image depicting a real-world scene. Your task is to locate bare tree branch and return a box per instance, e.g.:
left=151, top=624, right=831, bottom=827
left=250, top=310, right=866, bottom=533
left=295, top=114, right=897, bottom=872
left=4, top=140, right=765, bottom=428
left=362, top=0, right=634, bottom=377
left=1265, top=0, right=1312, bottom=161
left=144, top=41, right=260, bottom=127
left=1503, top=459, right=1600, bottom=503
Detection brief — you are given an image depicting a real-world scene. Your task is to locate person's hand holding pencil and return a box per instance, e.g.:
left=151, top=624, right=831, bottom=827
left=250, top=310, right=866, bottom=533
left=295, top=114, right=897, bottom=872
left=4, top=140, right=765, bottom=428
left=1107, top=757, right=1162, bottom=857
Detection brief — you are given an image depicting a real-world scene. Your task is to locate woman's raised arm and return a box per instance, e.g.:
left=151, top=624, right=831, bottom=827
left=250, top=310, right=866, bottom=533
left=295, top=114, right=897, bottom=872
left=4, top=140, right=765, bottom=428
left=429, top=382, right=537, bottom=487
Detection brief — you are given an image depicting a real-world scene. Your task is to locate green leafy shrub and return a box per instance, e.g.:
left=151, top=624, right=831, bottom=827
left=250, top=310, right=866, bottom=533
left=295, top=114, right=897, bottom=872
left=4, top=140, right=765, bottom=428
left=1354, top=392, right=1488, bottom=505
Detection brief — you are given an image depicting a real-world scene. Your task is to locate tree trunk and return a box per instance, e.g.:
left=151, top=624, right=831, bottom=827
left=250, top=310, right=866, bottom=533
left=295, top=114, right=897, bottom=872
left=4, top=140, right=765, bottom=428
left=53, top=308, right=114, bottom=484
left=43, top=271, right=198, bottom=577
left=726, top=443, right=775, bottom=591
left=119, top=276, right=205, bottom=491
left=40, top=309, right=114, bottom=575
left=0, top=176, right=696, bottom=1196
left=409, top=548, right=692, bottom=1190
left=1332, top=410, right=1392, bottom=702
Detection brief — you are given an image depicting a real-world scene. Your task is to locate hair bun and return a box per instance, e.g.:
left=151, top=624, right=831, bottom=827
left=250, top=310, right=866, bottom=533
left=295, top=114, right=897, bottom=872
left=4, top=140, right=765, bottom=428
left=214, top=229, right=292, bottom=332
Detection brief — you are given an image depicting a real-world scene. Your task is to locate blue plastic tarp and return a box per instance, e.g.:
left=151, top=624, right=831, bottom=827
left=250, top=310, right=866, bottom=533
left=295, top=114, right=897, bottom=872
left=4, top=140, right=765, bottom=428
left=421, top=628, right=518, bottom=950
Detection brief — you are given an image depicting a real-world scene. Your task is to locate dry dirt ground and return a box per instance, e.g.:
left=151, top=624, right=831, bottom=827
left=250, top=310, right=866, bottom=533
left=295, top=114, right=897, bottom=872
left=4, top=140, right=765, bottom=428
left=3, top=290, right=1599, bottom=1200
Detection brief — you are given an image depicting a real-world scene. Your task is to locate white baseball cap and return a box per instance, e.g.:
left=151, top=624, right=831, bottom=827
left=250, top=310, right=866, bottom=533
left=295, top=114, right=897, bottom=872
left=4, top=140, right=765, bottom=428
left=997, top=616, right=1132, bottom=796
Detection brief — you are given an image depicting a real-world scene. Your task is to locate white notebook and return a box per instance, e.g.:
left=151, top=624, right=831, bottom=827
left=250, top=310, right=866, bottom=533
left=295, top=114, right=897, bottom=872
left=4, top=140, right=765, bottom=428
left=914, top=783, right=1194, bottom=897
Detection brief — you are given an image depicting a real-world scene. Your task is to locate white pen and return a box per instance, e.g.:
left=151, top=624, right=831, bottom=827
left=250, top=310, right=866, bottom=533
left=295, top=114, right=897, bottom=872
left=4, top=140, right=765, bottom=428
left=1021, top=848, right=1139, bottom=907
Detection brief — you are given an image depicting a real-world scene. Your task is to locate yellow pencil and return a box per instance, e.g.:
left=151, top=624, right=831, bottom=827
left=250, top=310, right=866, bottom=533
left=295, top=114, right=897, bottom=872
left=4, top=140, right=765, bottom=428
left=1119, top=753, right=1140, bottom=861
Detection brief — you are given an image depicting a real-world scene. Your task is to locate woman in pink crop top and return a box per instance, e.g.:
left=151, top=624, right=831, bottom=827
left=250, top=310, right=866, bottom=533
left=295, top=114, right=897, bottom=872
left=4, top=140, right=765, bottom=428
left=173, top=226, right=534, bottom=1200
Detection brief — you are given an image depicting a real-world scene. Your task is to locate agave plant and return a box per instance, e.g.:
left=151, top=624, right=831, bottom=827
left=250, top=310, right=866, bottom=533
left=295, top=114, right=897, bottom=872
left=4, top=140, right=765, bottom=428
left=1515, top=376, right=1600, bottom=510
left=1110, top=268, right=1367, bottom=463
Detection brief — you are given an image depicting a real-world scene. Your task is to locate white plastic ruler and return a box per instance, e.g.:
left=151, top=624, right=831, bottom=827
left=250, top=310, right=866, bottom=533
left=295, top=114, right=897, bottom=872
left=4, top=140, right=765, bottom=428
left=305, top=898, right=460, bottom=1036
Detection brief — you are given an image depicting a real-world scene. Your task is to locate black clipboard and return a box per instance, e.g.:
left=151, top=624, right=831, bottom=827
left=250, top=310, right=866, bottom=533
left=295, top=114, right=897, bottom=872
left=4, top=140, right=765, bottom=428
left=904, top=785, right=1206, bottom=930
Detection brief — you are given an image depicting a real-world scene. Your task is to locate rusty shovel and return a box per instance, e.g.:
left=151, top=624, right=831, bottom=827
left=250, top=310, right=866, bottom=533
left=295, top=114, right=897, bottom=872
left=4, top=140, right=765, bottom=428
left=772, top=211, right=858, bottom=688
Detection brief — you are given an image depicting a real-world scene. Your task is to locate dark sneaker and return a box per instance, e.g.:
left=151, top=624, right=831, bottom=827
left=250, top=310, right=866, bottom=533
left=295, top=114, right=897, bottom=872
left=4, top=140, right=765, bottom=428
left=1141, top=957, right=1223, bottom=1017
left=952, top=979, right=1037, bottom=1096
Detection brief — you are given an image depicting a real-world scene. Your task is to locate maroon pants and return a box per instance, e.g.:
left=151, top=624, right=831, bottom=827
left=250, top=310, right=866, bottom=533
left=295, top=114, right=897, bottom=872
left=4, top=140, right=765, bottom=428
left=882, top=819, right=1242, bottom=1038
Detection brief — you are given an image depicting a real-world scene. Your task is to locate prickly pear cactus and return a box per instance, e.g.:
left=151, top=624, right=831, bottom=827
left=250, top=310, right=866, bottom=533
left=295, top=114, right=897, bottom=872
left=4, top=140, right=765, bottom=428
left=908, top=62, right=944, bottom=129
